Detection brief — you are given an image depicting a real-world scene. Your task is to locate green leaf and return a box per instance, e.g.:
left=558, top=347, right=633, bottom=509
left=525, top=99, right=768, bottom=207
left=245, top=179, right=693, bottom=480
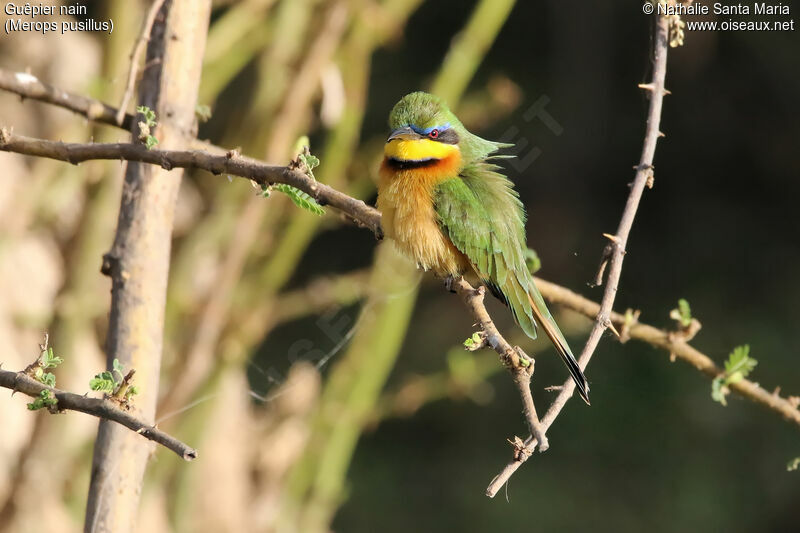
left=126, top=385, right=140, bottom=399
left=40, top=372, right=56, bottom=387
left=33, top=366, right=56, bottom=387
left=463, top=332, right=482, bottom=348
left=711, top=377, right=727, bottom=406
left=90, top=370, right=117, bottom=393
left=273, top=184, right=325, bottom=216
left=678, top=299, right=691, bottom=325
left=144, top=135, right=159, bottom=150
left=42, top=346, right=63, bottom=368
left=524, top=248, right=541, bottom=274
left=27, top=389, right=57, bottom=411
left=724, top=345, right=757, bottom=377
left=299, top=152, right=320, bottom=173
left=136, top=105, right=157, bottom=127
left=711, top=345, right=757, bottom=406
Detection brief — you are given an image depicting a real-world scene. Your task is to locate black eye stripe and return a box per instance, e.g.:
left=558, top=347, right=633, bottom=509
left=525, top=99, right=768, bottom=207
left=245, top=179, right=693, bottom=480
left=432, top=128, right=459, bottom=145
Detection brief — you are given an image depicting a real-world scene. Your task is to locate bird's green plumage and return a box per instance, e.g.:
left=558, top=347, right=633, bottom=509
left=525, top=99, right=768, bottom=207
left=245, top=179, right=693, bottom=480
left=388, top=92, right=508, bottom=161
left=386, top=92, right=590, bottom=403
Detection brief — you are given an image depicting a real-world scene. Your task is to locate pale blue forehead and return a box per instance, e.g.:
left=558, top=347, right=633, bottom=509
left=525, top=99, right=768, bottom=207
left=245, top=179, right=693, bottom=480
left=407, top=122, right=451, bottom=135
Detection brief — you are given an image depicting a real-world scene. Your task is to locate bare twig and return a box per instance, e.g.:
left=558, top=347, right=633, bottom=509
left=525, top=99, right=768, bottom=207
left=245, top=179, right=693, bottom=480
left=0, top=67, right=209, bottom=149
left=485, top=14, right=672, bottom=496
left=0, top=129, right=383, bottom=238
left=533, top=277, right=800, bottom=427
left=452, top=277, right=549, bottom=451
left=0, top=68, right=135, bottom=130
left=116, top=0, right=168, bottom=125
left=0, top=369, right=196, bottom=460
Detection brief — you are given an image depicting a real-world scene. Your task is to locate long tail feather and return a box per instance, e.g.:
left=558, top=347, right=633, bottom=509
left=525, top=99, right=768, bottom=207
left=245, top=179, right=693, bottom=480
left=526, top=289, right=591, bottom=405
left=492, top=272, right=591, bottom=405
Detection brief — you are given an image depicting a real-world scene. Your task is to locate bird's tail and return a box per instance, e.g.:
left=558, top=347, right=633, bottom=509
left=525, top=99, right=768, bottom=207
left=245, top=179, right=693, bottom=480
left=491, top=272, right=591, bottom=405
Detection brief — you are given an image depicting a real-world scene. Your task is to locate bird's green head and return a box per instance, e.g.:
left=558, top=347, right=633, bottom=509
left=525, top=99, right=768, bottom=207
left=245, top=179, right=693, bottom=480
left=384, top=92, right=508, bottom=165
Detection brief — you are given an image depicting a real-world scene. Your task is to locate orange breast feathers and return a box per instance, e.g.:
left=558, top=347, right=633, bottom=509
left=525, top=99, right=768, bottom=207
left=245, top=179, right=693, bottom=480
left=377, top=149, right=469, bottom=276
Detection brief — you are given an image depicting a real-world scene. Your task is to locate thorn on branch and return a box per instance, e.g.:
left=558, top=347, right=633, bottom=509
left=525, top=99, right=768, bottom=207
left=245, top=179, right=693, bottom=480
left=100, top=252, right=120, bottom=277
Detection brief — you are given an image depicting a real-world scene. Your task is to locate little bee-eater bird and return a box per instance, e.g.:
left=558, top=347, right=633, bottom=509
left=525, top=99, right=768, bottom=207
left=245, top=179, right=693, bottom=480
left=377, top=92, right=590, bottom=404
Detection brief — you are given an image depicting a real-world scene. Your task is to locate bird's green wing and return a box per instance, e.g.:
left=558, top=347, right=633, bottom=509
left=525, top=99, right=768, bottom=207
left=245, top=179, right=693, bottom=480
left=434, top=163, right=590, bottom=403
left=433, top=162, right=538, bottom=336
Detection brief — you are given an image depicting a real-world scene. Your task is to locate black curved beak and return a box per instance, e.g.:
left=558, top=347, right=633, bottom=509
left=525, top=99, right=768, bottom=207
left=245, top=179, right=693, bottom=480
left=387, top=126, right=421, bottom=142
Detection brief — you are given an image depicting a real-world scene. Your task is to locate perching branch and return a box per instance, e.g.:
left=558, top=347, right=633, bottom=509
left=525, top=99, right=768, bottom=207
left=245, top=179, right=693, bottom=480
left=533, top=277, right=800, bottom=427
left=0, top=368, right=197, bottom=460
left=0, top=129, right=382, bottom=238
left=452, top=277, right=548, bottom=451
left=485, top=13, right=672, bottom=496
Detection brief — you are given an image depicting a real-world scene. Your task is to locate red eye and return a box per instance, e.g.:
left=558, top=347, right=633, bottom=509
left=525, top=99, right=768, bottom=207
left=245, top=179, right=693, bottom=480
left=429, top=129, right=439, bottom=139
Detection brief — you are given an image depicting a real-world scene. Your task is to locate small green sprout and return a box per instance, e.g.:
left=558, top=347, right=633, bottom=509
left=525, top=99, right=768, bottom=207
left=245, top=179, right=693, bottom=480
left=670, top=298, right=693, bottom=328
left=711, top=345, right=758, bottom=406
left=89, top=358, right=139, bottom=404
left=136, top=105, right=159, bottom=150
left=298, top=152, right=320, bottom=180
left=89, top=370, right=118, bottom=393
left=27, top=389, right=57, bottom=411
left=463, top=332, right=483, bottom=349
left=261, top=140, right=325, bottom=215
left=29, top=341, right=63, bottom=388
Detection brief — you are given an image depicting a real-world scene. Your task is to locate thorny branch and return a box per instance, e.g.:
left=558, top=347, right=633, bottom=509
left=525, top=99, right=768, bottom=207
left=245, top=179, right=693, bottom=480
left=452, top=277, right=549, bottom=451
left=485, top=13, right=672, bottom=496
left=1, top=53, right=798, bottom=495
left=0, top=129, right=382, bottom=238
left=533, top=277, right=800, bottom=427
left=0, top=368, right=197, bottom=461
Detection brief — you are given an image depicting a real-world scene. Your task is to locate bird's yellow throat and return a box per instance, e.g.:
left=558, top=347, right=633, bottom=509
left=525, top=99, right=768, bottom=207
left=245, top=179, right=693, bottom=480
left=383, top=138, right=459, bottom=162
